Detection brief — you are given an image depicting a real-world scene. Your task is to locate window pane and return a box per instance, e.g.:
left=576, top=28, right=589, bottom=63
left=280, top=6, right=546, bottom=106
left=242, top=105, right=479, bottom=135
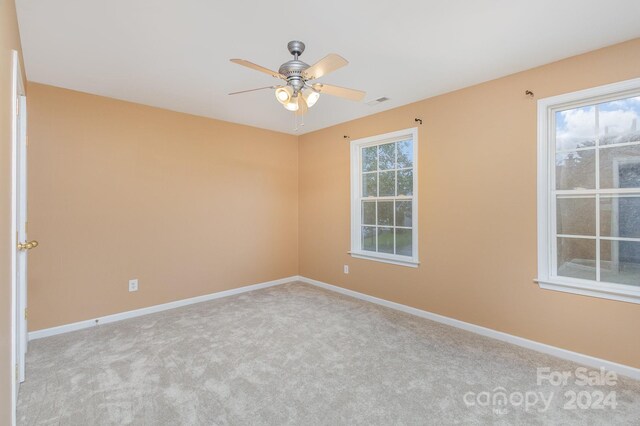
left=397, top=140, right=413, bottom=168
left=362, top=226, right=376, bottom=251
left=396, top=228, right=412, bottom=256
left=555, top=107, right=597, bottom=151
left=377, top=201, right=393, bottom=226
left=600, top=195, right=640, bottom=239
left=557, top=237, right=596, bottom=281
left=599, top=145, right=640, bottom=189
left=379, top=171, right=396, bottom=196
left=600, top=240, right=640, bottom=286
left=597, top=97, right=640, bottom=146
left=362, top=146, right=377, bottom=172
left=556, top=196, right=595, bottom=236
left=356, top=134, right=417, bottom=261
left=362, top=201, right=376, bottom=225
left=378, top=143, right=395, bottom=170
left=363, top=172, right=377, bottom=197
left=377, top=227, right=394, bottom=253
left=395, top=200, right=412, bottom=227
left=555, top=150, right=596, bottom=190
left=397, top=169, right=413, bottom=196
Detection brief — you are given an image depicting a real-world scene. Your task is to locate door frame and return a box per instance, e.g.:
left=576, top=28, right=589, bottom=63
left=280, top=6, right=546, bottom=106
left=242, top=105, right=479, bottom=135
left=10, top=49, right=26, bottom=426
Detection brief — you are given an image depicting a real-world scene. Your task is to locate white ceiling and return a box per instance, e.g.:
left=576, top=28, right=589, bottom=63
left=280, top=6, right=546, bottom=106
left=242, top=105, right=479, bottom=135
left=16, top=0, right=640, bottom=135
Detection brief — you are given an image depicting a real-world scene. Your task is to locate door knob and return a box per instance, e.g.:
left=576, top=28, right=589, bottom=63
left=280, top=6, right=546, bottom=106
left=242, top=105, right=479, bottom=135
left=17, top=240, right=39, bottom=251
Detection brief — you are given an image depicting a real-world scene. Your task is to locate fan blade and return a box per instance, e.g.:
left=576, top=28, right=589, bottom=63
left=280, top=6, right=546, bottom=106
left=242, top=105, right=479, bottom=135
left=303, top=54, right=348, bottom=80
left=295, top=95, right=308, bottom=116
left=230, top=59, right=285, bottom=79
left=228, top=86, right=277, bottom=95
left=312, top=83, right=365, bottom=101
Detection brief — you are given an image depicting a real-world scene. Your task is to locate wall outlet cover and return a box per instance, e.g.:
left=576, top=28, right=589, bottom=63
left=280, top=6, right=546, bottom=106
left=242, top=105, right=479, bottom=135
left=128, top=279, right=139, bottom=292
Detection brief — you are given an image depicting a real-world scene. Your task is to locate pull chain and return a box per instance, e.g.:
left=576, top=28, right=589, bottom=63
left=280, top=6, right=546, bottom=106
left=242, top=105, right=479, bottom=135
left=293, top=111, right=305, bottom=132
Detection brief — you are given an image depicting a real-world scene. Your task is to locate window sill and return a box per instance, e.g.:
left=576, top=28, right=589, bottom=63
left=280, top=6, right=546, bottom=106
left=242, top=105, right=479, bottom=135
left=535, top=277, right=640, bottom=305
left=349, top=251, right=419, bottom=268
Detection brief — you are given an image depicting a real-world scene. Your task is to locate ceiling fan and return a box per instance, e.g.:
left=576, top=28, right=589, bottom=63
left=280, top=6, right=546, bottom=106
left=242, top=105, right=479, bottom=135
left=229, top=41, right=365, bottom=114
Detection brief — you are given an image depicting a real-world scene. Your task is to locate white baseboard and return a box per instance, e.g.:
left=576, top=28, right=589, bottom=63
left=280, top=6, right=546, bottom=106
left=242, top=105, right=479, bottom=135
left=29, top=274, right=640, bottom=381
left=298, top=276, right=640, bottom=381
left=29, top=276, right=298, bottom=340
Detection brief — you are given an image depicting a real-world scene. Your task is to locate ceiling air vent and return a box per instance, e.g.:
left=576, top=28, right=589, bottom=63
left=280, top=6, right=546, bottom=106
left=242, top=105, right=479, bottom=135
left=366, top=97, right=390, bottom=106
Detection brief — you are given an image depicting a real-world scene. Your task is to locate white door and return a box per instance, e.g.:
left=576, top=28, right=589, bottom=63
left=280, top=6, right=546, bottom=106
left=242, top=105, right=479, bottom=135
left=16, top=92, right=30, bottom=382
left=11, top=49, right=34, bottom=422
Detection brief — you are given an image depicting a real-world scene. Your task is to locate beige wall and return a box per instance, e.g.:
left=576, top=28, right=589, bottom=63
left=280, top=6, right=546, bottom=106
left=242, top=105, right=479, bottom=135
left=1, top=0, right=24, bottom=422
left=299, top=39, right=640, bottom=369
left=27, top=83, right=299, bottom=330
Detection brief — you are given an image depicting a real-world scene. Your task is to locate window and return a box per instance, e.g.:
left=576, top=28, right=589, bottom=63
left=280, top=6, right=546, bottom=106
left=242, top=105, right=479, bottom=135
left=350, top=128, right=418, bottom=267
left=537, top=78, right=640, bottom=304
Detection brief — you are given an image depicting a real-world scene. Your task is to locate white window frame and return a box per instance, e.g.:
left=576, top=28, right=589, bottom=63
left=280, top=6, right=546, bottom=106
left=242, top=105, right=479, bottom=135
left=350, top=127, right=419, bottom=267
left=537, top=77, right=640, bottom=304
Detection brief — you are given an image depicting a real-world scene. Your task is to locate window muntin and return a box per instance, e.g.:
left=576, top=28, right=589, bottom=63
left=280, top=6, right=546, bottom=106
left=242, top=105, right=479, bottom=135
left=538, top=81, right=640, bottom=303
left=351, top=128, right=418, bottom=267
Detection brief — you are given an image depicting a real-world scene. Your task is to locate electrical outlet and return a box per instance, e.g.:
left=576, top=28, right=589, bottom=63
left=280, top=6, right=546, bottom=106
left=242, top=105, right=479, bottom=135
left=343, top=265, right=349, bottom=274
left=128, top=279, right=139, bottom=292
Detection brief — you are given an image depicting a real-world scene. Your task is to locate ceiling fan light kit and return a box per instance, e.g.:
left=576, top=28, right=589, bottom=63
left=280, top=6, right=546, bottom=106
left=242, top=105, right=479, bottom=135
left=275, top=86, right=292, bottom=103
left=303, top=89, right=320, bottom=108
left=284, top=95, right=300, bottom=112
left=230, top=40, right=365, bottom=115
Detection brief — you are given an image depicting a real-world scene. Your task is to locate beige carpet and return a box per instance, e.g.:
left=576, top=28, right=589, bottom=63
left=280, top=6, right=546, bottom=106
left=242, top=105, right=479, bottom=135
left=17, top=281, right=640, bottom=425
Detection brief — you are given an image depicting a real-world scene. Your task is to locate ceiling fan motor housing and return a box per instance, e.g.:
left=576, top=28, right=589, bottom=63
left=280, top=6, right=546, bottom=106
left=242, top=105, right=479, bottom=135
left=279, top=60, right=308, bottom=93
